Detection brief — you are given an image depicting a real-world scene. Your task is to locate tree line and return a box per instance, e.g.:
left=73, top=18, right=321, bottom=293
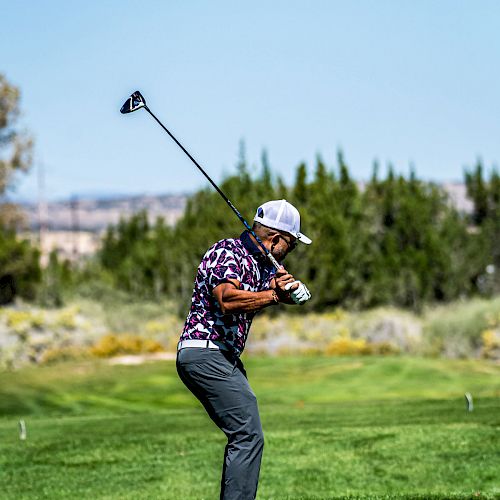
left=96, top=151, right=499, bottom=312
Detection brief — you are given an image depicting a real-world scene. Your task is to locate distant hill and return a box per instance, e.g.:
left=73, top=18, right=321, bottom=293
left=21, top=193, right=188, bottom=232
left=19, top=183, right=472, bottom=233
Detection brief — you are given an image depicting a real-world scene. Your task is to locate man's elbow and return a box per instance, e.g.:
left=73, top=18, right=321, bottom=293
left=218, top=300, right=233, bottom=315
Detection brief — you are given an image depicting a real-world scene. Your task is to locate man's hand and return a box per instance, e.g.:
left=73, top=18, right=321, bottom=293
left=285, top=280, right=311, bottom=305
left=272, top=267, right=299, bottom=302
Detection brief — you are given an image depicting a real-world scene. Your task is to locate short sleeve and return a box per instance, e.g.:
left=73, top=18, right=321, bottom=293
left=205, top=244, right=243, bottom=291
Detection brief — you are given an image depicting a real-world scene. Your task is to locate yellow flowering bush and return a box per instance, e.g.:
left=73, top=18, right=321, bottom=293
left=326, top=337, right=371, bottom=356
left=481, top=311, right=500, bottom=359
left=5, top=310, right=45, bottom=335
left=324, top=324, right=399, bottom=356
left=481, top=329, right=500, bottom=359
left=90, top=333, right=164, bottom=358
left=54, top=308, right=78, bottom=330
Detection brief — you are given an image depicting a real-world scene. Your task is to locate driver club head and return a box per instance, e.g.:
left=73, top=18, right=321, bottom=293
left=120, top=91, right=146, bottom=114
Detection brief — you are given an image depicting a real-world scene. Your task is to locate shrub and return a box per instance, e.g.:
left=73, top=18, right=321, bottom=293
left=40, top=346, right=90, bottom=364
left=480, top=309, right=500, bottom=359
left=143, top=338, right=165, bottom=353
left=326, top=337, right=371, bottom=356
left=422, top=296, right=500, bottom=357
left=145, top=320, right=167, bottom=335
left=372, top=341, right=399, bottom=355
left=5, top=310, right=45, bottom=336
left=54, top=308, right=78, bottom=330
left=90, top=333, right=164, bottom=358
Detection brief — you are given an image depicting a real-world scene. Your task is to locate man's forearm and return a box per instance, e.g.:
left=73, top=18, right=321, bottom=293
left=219, top=288, right=278, bottom=314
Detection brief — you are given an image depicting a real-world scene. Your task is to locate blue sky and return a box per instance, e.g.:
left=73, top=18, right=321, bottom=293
left=2, top=1, right=499, bottom=201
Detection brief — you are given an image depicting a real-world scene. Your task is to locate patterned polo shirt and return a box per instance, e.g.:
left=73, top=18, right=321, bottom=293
left=180, top=231, right=276, bottom=356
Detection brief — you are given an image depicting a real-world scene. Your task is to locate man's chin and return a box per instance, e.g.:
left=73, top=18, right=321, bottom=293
left=271, top=253, right=285, bottom=263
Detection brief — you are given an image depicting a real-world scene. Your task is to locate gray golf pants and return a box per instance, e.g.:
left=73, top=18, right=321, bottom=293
left=176, top=347, right=264, bottom=500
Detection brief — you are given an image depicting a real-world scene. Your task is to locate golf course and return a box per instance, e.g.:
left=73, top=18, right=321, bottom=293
left=1, top=355, right=498, bottom=499
left=3, top=3, right=500, bottom=499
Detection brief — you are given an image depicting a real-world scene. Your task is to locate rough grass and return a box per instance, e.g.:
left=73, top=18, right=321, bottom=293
left=0, top=356, right=499, bottom=499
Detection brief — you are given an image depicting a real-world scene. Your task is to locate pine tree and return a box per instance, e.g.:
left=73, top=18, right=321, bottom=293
left=465, top=160, right=489, bottom=225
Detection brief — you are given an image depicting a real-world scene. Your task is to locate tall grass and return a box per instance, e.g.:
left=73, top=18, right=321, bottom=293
left=422, top=296, right=500, bottom=357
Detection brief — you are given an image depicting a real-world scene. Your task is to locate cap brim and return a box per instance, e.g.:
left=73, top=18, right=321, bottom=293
left=297, top=232, right=312, bottom=245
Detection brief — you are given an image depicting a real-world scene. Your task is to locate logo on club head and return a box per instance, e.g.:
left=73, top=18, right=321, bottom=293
left=120, top=91, right=146, bottom=114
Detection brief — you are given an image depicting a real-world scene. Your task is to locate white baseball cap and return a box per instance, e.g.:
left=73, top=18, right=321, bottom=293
left=253, top=199, right=312, bottom=245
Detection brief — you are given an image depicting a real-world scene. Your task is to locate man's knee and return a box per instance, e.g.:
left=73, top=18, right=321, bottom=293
left=257, top=430, right=264, bottom=450
left=239, top=416, right=264, bottom=451
left=251, top=427, right=264, bottom=451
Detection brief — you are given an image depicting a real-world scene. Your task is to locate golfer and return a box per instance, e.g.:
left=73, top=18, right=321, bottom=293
left=176, top=199, right=312, bottom=499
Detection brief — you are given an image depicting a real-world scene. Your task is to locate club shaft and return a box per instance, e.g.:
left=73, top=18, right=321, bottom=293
left=144, top=106, right=281, bottom=270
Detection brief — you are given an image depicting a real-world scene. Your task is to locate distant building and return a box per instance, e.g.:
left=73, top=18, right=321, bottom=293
left=24, top=231, right=100, bottom=266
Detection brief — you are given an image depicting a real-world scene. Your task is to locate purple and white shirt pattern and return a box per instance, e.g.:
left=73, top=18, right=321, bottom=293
left=180, top=232, right=276, bottom=356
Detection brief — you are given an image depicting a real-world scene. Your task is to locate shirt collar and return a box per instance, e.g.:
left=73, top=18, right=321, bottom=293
left=240, top=230, right=262, bottom=255
left=239, top=230, right=274, bottom=265
left=239, top=231, right=277, bottom=277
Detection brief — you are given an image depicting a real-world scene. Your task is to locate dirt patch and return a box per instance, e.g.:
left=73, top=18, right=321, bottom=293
left=107, top=352, right=176, bottom=365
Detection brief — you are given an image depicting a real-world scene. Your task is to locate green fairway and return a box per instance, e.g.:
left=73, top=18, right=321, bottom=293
left=0, top=356, right=499, bottom=499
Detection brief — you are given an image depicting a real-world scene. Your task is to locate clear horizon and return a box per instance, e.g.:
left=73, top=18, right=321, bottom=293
left=2, top=1, right=499, bottom=202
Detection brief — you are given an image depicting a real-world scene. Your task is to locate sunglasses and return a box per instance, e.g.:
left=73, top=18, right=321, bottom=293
left=278, top=233, right=298, bottom=252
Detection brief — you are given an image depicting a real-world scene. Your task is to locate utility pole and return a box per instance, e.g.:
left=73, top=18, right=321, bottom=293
left=70, top=195, right=80, bottom=259
left=37, top=161, right=48, bottom=264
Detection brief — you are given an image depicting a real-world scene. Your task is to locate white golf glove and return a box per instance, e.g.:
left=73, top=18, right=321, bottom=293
left=285, top=281, right=311, bottom=305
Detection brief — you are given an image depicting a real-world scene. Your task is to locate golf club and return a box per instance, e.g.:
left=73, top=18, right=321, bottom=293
left=120, top=91, right=281, bottom=270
